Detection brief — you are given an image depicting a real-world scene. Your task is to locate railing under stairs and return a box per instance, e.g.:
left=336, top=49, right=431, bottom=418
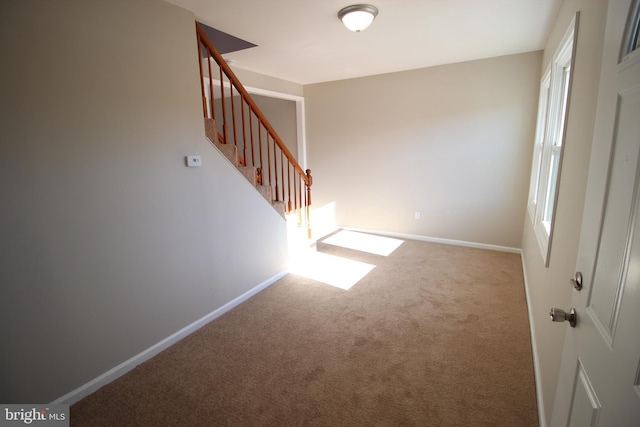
left=195, top=23, right=312, bottom=239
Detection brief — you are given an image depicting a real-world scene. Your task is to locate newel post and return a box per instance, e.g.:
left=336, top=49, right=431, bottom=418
left=305, top=169, right=312, bottom=239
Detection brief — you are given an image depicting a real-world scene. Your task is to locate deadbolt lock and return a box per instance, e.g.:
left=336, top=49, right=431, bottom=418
left=570, top=272, right=583, bottom=291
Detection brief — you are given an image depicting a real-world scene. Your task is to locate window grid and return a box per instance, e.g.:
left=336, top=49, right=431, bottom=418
left=528, top=72, right=551, bottom=217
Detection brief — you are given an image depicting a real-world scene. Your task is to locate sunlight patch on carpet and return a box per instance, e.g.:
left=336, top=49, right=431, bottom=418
left=322, top=230, right=404, bottom=256
left=289, top=251, right=375, bottom=290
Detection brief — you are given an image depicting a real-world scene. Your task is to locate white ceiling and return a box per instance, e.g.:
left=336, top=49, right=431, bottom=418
left=166, top=0, right=562, bottom=85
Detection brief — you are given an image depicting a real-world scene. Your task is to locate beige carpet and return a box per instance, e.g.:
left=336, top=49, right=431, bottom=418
left=71, top=232, right=538, bottom=426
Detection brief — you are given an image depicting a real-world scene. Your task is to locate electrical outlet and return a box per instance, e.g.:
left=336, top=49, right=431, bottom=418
left=415, top=212, right=421, bottom=220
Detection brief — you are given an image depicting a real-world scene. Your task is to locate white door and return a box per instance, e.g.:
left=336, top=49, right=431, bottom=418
left=551, top=0, right=640, bottom=426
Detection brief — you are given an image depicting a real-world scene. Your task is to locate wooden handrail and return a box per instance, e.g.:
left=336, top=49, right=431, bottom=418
left=195, top=24, right=310, bottom=187
left=195, top=23, right=312, bottom=236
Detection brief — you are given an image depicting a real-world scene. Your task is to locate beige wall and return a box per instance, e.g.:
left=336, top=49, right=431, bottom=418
left=233, top=67, right=304, bottom=98
left=305, top=52, right=541, bottom=248
left=253, top=94, right=298, bottom=159
left=216, top=94, right=298, bottom=162
left=520, top=0, right=607, bottom=424
left=0, top=0, right=288, bottom=403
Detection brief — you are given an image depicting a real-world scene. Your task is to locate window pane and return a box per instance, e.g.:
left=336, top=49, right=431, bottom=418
left=555, top=67, right=571, bottom=147
left=532, top=148, right=543, bottom=205
left=529, top=78, right=551, bottom=211
left=544, top=150, right=561, bottom=224
left=622, top=1, right=640, bottom=56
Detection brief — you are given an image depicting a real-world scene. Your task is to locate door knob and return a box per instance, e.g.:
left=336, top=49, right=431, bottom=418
left=570, top=272, right=583, bottom=290
left=550, top=308, right=577, bottom=327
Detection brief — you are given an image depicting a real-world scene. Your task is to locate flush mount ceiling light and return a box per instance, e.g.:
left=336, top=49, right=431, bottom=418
left=338, top=4, right=378, bottom=32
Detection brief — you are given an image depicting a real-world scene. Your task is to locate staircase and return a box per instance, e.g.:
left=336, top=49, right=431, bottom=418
left=195, top=23, right=312, bottom=237
left=203, top=117, right=286, bottom=217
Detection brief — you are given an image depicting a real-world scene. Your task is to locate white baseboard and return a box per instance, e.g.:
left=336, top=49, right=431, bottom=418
left=520, top=256, right=546, bottom=427
left=339, top=226, right=522, bottom=253
left=51, top=271, right=288, bottom=405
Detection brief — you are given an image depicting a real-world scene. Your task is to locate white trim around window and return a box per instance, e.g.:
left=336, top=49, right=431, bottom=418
left=527, top=13, right=579, bottom=266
